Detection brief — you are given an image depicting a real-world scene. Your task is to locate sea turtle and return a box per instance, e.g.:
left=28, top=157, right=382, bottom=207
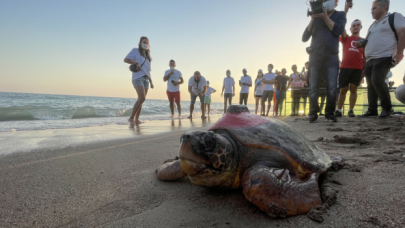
left=156, top=105, right=332, bottom=218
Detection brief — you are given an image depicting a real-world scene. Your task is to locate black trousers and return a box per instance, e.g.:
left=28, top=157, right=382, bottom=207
left=364, top=57, right=392, bottom=112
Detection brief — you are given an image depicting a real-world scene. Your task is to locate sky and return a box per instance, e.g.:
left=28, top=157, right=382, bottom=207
left=1, top=0, right=405, bottom=104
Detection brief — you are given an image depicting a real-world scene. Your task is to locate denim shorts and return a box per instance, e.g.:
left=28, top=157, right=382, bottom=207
left=132, top=76, right=149, bottom=89
left=191, top=94, right=205, bottom=104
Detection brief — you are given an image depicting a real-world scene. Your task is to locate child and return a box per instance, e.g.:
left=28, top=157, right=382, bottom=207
left=204, top=81, right=216, bottom=117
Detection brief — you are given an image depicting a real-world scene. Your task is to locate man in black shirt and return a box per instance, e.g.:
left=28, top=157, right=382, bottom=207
left=302, top=0, right=347, bottom=123
left=275, top=68, right=290, bottom=116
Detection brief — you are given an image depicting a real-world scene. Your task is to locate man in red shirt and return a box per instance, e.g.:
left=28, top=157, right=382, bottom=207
left=335, top=3, right=365, bottom=118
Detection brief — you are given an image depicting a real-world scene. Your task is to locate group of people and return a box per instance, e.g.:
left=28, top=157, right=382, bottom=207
left=220, top=64, right=311, bottom=117
left=303, top=0, right=404, bottom=123
left=124, top=0, right=405, bottom=126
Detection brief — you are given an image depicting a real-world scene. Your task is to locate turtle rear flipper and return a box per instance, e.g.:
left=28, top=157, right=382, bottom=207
left=156, top=160, right=187, bottom=181
left=242, top=165, right=322, bottom=217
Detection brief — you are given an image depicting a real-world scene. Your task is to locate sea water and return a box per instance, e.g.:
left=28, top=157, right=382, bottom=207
left=0, top=92, right=255, bottom=132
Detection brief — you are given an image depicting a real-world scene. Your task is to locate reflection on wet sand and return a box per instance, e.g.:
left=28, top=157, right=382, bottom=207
left=128, top=115, right=222, bottom=136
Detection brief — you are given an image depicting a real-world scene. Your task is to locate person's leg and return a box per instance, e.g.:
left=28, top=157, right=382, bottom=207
left=174, top=91, right=181, bottom=117
left=208, top=104, right=211, bottom=116
left=130, top=85, right=146, bottom=123
left=266, top=92, right=272, bottom=116
left=167, top=91, right=175, bottom=116
left=229, top=94, right=233, bottom=106
left=188, top=95, right=197, bottom=118
left=273, top=92, right=277, bottom=115
left=338, top=86, right=349, bottom=110
left=363, top=60, right=379, bottom=114
left=224, top=95, right=228, bottom=114
left=370, top=57, right=393, bottom=112
left=239, top=94, right=243, bottom=105
left=308, top=54, right=323, bottom=120
left=261, top=92, right=267, bottom=115
left=134, top=88, right=149, bottom=124
left=349, top=84, right=358, bottom=110
left=244, top=94, right=248, bottom=105
left=255, top=97, right=259, bottom=114
left=290, top=90, right=296, bottom=115
left=260, top=98, right=264, bottom=115
left=279, top=91, right=286, bottom=116
left=324, top=54, right=339, bottom=118
left=200, top=95, right=206, bottom=118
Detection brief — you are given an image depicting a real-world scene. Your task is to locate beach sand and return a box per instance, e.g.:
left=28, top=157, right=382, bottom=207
left=0, top=115, right=404, bottom=227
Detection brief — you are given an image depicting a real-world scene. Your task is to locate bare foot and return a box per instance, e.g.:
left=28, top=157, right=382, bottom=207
left=128, top=118, right=135, bottom=124
left=201, top=115, right=207, bottom=119
left=178, top=115, right=183, bottom=119
left=187, top=115, right=192, bottom=119
left=135, top=120, right=144, bottom=125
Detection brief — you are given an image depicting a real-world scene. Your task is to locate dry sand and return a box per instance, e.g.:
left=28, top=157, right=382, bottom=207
left=0, top=115, right=404, bottom=228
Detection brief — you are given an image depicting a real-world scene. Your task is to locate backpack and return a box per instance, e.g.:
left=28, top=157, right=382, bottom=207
left=388, top=13, right=398, bottom=41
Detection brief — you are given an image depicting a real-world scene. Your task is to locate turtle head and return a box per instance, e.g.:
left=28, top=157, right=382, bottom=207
left=179, top=131, right=237, bottom=187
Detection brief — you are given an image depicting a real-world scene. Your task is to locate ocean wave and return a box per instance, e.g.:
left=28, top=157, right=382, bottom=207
left=0, top=106, right=132, bottom=121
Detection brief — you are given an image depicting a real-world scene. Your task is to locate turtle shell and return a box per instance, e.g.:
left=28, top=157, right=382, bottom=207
left=209, top=106, right=331, bottom=174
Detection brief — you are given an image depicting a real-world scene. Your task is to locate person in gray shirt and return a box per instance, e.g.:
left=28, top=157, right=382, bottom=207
left=357, top=0, right=405, bottom=118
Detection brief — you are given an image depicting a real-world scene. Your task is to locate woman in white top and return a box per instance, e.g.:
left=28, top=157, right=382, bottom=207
left=124, top=37, right=154, bottom=126
left=254, top=69, right=265, bottom=115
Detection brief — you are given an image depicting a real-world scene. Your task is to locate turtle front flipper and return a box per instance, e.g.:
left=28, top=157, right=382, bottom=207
left=156, top=160, right=187, bottom=181
left=242, top=165, right=322, bottom=218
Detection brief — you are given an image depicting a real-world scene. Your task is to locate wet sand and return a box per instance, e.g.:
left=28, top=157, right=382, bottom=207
left=0, top=115, right=404, bottom=227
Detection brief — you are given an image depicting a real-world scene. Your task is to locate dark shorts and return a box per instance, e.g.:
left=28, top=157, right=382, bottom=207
left=261, top=90, right=273, bottom=103
left=224, top=93, right=233, bottom=104
left=339, top=68, right=363, bottom=88
left=255, top=95, right=262, bottom=98
left=190, top=94, right=205, bottom=104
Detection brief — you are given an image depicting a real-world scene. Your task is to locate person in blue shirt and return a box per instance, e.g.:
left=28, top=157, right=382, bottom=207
left=302, top=0, right=346, bottom=123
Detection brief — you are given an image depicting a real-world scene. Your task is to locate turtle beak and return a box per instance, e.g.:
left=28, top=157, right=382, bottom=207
left=179, top=132, right=211, bottom=175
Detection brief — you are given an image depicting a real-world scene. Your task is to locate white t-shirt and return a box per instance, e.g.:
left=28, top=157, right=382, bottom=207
left=263, top=73, right=276, bottom=91
left=365, top=13, right=405, bottom=61
left=205, top=87, right=216, bottom=98
left=188, top=76, right=207, bottom=94
left=240, top=75, right=252, bottom=94
left=223, top=77, right=235, bottom=94
left=255, top=78, right=264, bottom=96
left=126, top=48, right=151, bottom=80
left=165, top=69, right=183, bottom=92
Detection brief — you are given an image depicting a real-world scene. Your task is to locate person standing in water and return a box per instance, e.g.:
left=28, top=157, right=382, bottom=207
left=221, top=70, right=235, bottom=114
left=124, top=36, right=154, bottom=126
left=204, top=81, right=216, bottom=117
left=188, top=71, right=207, bottom=119
left=254, top=69, right=265, bottom=115
left=164, top=60, right=184, bottom=119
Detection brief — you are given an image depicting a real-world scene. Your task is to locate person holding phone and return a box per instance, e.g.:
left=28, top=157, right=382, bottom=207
left=124, top=36, right=154, bottom=127
left=164, top=60, right=184, bottom=119
left=221, top=70, right=235, bottom=114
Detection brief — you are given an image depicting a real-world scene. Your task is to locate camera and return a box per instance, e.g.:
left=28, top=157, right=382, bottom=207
left=356, top=38, right=368, bottom=47
left=307, top=0, right=326, bottom=17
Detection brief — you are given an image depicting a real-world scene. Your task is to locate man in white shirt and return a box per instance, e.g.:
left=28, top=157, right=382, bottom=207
left=188, top=71, right=207, bottom=119
left=262, top=64, right=276, bottom=116
left=357, top=0, right=405, bottom=118
left=163, top=60, right=184, bottom=119
left=239, top=69, right=252, bottom=105
left=221, top=70, right=235, bottom=114
left=204, top=81, right=216, bottom=117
